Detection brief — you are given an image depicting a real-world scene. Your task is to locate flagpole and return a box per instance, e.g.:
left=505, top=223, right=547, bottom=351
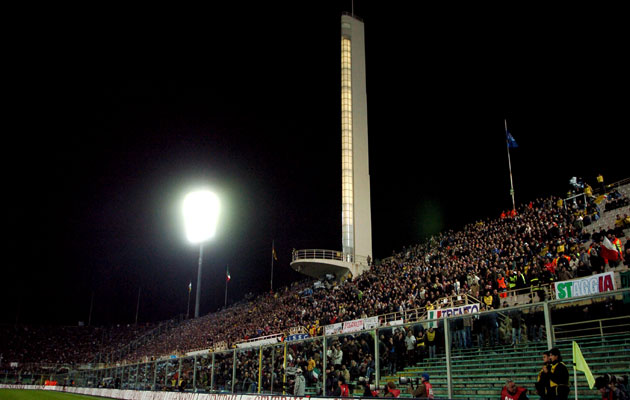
left=135, top=287, right=141, bottom=325
left=187, top=283, right=191, bottom=319
left=194, top=244, right=203, bottom=318
left=573, top=364, right=578, bottom=400
left=88, top=292, right=94, bottom=327
left=505, top=119, right=516, bottom=211
left=271, top=240, right=275, bottom=293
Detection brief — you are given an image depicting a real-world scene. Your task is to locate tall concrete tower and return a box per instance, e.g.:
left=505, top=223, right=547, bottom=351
left=291, top=13, right=372, bottom=279
left=341, top=14, right=372, bottom=261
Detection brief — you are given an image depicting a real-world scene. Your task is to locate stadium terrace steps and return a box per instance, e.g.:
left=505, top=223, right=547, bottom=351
left=585, top=182, right=630, bottom=234
left=378, top=333, right=630, bottom=400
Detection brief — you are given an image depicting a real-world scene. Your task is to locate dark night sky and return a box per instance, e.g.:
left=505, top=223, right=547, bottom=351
left=3, top=4, right=628, bottom=326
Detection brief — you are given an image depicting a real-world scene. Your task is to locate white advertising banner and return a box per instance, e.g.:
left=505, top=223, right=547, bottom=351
left=363, top=316, right=379, bottom=329
left=324, top=322, right=343, bottom=335
left=235, top=337, right=279, bottom=349
left=426, top=303, right=480, bottom=328
left=186, top=349, right=210, bottom=356
left=342, top=319, right=364, bottom=333
left=325, top=315, right=381, bottom=336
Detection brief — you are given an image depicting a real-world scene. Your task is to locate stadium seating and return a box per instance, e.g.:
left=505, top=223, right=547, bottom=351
left=380, top=333, right=630, bottom=400
left=3, top=180, right=629, bottom=399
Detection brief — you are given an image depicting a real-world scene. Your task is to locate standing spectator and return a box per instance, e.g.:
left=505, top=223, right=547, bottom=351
left=535, top=350, right=551, bottom=400
left=463, top=309, right=473, bottom=348
left=483, top=291, right=493, bottom=308
left=477, top=305, right=488, bottom=348
left=492, top=289, right=502, bottom=309
left=453, top=317, right=464, bottom=349
left=294, top=368, right=305, bottom=396
left=487, top=307, right=499, bottom=347
left=511, top=307, right=522, bottom=346
left=597, top=174, right=605, bottom=192
left=332, top=344, right=343, bottom=366
left=426, top=327, right=437, bottom=359
left=405, top=329, right=416, bottom=365
left=545, top=348, right=570, bottom=400
left=589, top=243, right=605, bottom=274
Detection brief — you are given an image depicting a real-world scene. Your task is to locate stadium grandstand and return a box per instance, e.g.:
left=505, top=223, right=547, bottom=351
left=2, top=178, right=630, bottom=400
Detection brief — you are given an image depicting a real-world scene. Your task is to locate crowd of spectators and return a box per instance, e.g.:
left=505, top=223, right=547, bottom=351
left=604, top=189, right=630, bottom=212
left=3, top=181, right=629, bottom=389
left=117, top=187, right=628, bottom=371
left=0, top=323, right=154, bottom=366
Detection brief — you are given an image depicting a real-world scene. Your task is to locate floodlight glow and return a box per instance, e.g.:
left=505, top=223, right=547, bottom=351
left=183, top=190, right=220, bottom=244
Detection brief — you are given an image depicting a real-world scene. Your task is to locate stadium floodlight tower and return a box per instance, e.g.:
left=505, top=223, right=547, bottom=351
left=183, top=189, right=220, bottom=318
left=291, top=13, right=373, bottom=280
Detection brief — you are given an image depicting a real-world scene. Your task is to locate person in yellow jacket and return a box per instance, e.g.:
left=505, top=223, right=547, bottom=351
left=597, top=174, right=605, bottom=192
left=584, top=184, right=593, bottom=198
left=426, top=327, right=437, bottom=359
left=611, top=234, right=623, bottom=256
left=483, top=291, right=493, bottom=308
left=544, top=347, right=570, bottom=400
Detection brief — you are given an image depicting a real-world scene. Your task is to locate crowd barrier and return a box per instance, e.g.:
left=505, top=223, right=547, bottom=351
left=0, top=385, right=334, bottom=400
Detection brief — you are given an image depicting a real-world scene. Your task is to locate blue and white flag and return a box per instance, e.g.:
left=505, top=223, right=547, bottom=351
left=506, top=130, right=519, bottom=148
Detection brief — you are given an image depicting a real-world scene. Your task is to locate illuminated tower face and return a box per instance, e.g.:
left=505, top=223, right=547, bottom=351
left=341, top=15, right=372, bottom=261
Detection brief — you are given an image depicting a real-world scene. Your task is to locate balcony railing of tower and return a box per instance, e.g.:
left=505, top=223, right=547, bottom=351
left=291, top=249, right=368, bottom=264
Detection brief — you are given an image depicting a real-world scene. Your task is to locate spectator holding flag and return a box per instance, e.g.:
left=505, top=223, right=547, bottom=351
left=601, top=234, right=622, bottom=268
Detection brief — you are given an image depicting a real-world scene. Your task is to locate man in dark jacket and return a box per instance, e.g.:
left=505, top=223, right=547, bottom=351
left=511, top=307, right=522, bottom=345
left=535, top=350, right=551, bottom=400
left=487, top=307, right=499, bottom=347
left=545, top=348, right=570, bottom=400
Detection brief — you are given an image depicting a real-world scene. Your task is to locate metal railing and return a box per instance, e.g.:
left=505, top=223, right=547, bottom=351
left=291, top=249, right=368, bottom=265
left=552, top=315, right=630, bottom=342
left=588, top=177, right=630, bottom=197
left=563, top=177, right=630, bottom=210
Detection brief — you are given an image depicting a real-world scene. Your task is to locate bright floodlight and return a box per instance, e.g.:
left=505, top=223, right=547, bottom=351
left=183, top=190, right=220, bottom=244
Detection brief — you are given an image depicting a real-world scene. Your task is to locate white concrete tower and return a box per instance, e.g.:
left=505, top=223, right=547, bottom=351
left=291, top=13, right=372, bottom=279
left=341, top=14, right=372, bottom=262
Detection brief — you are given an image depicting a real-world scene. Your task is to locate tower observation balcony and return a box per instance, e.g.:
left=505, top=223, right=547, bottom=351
left=290, top=249, right=370, bottom=280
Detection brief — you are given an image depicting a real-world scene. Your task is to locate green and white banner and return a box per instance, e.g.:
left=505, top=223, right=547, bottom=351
left=554, top=271, right=615, bottom=300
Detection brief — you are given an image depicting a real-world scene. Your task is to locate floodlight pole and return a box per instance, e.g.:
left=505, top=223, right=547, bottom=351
left=195, top=244, right=203, bottom=318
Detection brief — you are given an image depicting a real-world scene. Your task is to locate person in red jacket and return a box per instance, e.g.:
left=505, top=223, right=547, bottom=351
left=501, top=379, right=529, bottom=400
left=420, top=373, right=434, bottom=399
left=333, top=376, right=350, bottom=397
left=384, top=381, right=401, bottom=397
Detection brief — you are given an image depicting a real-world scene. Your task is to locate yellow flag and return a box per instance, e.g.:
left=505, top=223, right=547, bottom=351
left=572, top=341, right=595, bottom=389
left=272, top=246, right=278, bottom=261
